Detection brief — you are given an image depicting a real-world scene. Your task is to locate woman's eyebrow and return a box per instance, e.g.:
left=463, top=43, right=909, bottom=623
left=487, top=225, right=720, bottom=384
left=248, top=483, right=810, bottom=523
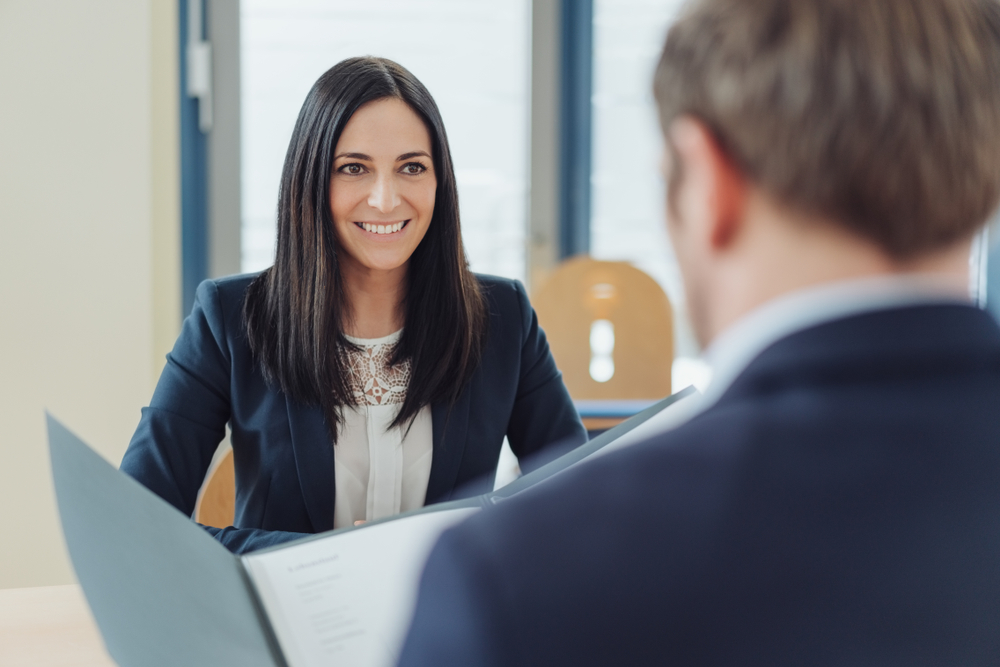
left=334, top=152, right=372, bottom=161
left=397, top=151, right=431, bottom=161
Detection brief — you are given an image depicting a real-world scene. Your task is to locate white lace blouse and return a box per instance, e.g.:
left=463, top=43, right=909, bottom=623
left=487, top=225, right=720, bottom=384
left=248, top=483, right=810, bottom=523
left=332, top=330, right=433, bottom=529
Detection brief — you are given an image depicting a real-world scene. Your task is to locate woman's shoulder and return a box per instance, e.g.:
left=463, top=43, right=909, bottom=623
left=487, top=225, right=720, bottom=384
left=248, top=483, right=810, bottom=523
left=194, top=271, right=263, bottom=316
left=473, top=273, right=529, bottom=310
left=473, top=273, right=535, bottom=344
left=184, top=272, right=266, bottom=346
left=206, top=271, right=263, bottom=300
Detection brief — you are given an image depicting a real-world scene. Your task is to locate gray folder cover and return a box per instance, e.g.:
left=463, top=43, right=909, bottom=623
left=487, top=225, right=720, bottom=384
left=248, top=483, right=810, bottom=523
left=47, top=415, right=283, bottom=667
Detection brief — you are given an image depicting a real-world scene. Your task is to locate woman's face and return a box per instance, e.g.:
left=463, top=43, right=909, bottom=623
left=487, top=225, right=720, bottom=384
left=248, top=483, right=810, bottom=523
left=329, top=97, right=437, bottom=277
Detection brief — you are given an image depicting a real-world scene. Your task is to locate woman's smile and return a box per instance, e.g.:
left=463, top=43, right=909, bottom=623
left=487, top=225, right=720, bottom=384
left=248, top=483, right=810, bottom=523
left=354, top=220, right=410, bottom=236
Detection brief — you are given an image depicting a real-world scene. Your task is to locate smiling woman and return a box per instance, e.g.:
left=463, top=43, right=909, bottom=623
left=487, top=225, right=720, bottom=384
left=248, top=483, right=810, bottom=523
left=120, top=57, right=587, bottom=553
left=329, top=99, right=437, bottom=289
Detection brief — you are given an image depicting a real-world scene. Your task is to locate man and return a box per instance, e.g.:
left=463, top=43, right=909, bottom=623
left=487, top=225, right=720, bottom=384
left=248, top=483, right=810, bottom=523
left=398, top=0, right=1000, bottom=664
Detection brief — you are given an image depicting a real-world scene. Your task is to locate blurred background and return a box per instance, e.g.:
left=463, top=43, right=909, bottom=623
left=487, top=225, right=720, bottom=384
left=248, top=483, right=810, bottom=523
left=1, top=0, right=998, bottom=589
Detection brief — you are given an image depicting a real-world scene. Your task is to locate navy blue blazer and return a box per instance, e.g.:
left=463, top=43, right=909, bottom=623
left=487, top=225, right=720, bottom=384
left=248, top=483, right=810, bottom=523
left=121, top=273, right=586, bottom=554
left=399, top=304, right=1000, bottom=666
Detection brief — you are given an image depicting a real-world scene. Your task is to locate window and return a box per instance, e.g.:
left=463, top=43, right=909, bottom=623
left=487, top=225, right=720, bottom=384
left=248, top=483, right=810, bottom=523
left=590, top=0, right=698, bottom=362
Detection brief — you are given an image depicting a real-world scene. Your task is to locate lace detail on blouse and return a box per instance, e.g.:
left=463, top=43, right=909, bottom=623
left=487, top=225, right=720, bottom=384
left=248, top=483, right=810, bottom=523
left=342, top=330, right=411, bottom=406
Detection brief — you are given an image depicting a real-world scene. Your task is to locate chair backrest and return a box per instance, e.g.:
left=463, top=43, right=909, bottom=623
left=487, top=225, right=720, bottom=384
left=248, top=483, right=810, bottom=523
left=194, top=448, right=235, bottom=529
left=532, top=256, right=673, bottom=400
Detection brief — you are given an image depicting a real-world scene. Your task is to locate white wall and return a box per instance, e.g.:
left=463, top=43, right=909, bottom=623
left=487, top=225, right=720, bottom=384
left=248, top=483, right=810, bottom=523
left=0, top=0, right=180, bottom=589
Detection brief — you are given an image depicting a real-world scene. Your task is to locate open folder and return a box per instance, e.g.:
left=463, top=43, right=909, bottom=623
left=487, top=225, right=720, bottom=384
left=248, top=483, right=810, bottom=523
left=48, top=387, right=696, bottom=667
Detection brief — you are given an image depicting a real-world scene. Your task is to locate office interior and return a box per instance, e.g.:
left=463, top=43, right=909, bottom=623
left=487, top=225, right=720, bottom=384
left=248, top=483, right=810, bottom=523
left=1, top=0, right=999, bottom=594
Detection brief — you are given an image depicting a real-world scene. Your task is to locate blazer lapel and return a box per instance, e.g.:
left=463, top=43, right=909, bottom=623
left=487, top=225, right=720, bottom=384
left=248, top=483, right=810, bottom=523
left=425, top=389, right=471, bottom=503
left=284, top=396, right=336, bottom=533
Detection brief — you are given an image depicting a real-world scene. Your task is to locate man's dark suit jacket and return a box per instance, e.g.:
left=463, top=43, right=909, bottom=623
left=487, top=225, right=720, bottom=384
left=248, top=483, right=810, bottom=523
left=120, top=273, right=585, bottom=554
left=398, top=304, right=1000, bottom=666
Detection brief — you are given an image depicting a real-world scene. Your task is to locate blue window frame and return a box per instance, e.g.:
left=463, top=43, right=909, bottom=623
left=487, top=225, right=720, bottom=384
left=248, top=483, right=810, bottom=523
left=559, top=0, right=594, bottom=260
left=178, top=0, right=209, bottom=317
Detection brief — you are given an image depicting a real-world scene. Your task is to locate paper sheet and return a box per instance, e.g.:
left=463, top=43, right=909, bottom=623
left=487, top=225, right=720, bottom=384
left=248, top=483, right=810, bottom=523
left=243, top=508, right=477, bottom=667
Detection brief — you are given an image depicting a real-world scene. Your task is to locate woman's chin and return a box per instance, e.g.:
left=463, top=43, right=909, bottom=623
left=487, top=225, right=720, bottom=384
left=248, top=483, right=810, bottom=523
left=345, top=252, right=411, bottom=276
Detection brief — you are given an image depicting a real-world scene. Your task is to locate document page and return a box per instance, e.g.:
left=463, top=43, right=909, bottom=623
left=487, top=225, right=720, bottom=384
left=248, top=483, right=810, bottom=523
left=242, top=507, right=477, bottom=667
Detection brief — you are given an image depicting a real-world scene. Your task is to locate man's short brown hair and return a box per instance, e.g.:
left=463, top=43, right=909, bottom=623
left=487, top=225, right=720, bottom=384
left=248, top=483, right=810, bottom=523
left=654, top=0, right=1000, bottom=259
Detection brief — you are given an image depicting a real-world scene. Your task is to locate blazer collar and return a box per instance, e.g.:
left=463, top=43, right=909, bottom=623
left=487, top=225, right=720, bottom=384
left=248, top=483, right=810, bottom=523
left=425, top=389, right=471, bottom=504
left=721, top=303, right=1000, bottom=405
left=284, top=396, right=336, bottom=534
left=285, top=390, right=473, bottom=531
left=703, top=276, right=972, bottom=408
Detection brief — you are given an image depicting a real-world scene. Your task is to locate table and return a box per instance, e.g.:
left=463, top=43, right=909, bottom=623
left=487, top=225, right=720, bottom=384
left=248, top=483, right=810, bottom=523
left=0, top=584, right=116, bottom=666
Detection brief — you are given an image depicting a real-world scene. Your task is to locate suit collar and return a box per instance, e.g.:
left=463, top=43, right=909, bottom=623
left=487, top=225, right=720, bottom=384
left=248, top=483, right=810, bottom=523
left=703, top=276, right=973, bottom=408
left=283, top=387, right=473, bottom=532
left=720, top=303, right=1000, bottom=404
left=284, top=397, right=336, bottom=533
left=425, top=390, right=471, bottom=504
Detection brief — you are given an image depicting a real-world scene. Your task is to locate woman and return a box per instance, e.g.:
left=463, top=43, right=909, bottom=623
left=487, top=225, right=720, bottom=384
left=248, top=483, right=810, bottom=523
left=121, top=57, right=586, bottom=553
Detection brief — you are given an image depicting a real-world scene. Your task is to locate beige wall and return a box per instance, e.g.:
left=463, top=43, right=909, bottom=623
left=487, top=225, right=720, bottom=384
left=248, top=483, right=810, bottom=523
left=0, top=0, right=180, bottom=589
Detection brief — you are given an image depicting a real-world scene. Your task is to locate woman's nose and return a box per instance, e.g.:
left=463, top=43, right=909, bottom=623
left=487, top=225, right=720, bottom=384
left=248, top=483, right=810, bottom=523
left=367, top=173, right=400, bottom=213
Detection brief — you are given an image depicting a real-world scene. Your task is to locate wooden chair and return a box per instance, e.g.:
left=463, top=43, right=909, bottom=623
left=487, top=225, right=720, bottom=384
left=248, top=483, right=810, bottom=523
left=194, top=448, right=235, bottom=529
left=531, top=257, right=674, bottom=430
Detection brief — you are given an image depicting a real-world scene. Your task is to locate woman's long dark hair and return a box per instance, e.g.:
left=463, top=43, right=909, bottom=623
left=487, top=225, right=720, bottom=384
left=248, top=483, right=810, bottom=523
left=243, top=57, right=487, bottom=442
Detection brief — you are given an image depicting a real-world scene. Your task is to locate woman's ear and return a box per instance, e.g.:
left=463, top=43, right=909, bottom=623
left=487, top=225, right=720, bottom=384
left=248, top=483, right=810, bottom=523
left=668, top=116, right=747, bottom=251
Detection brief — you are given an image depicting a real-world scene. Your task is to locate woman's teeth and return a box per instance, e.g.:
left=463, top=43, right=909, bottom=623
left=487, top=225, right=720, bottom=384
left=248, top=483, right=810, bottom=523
left=358, top=221, right=405, bottom=235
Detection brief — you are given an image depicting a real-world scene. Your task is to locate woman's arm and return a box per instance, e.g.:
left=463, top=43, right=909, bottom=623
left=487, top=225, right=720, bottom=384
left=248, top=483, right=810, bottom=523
left=504, top=280, right=588, bottom=467
left=201, top=525, right=308, bottom=553
left=120, top=279, right=308, bottom=554
left=121, top=280, right=232, bottom=514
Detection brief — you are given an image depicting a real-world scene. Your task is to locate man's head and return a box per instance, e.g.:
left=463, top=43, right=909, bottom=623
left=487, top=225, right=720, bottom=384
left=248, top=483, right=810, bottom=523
left=654, top=0, right=1000, bottom=346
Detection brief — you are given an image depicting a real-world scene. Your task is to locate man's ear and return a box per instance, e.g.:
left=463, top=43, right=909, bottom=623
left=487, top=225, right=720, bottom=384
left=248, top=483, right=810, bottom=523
left=668, top=117, right=747, bottom=250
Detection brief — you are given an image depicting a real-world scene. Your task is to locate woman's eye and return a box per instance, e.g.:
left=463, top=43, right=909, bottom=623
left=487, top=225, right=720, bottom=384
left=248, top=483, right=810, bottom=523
left=339, top=163, right=364, bottom=175
left=401, top=162, right=427, bottom=175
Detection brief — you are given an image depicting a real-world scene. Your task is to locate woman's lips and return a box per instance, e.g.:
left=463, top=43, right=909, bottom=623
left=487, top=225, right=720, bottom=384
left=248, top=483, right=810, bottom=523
left=354, top=220, right=409, bottom=235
